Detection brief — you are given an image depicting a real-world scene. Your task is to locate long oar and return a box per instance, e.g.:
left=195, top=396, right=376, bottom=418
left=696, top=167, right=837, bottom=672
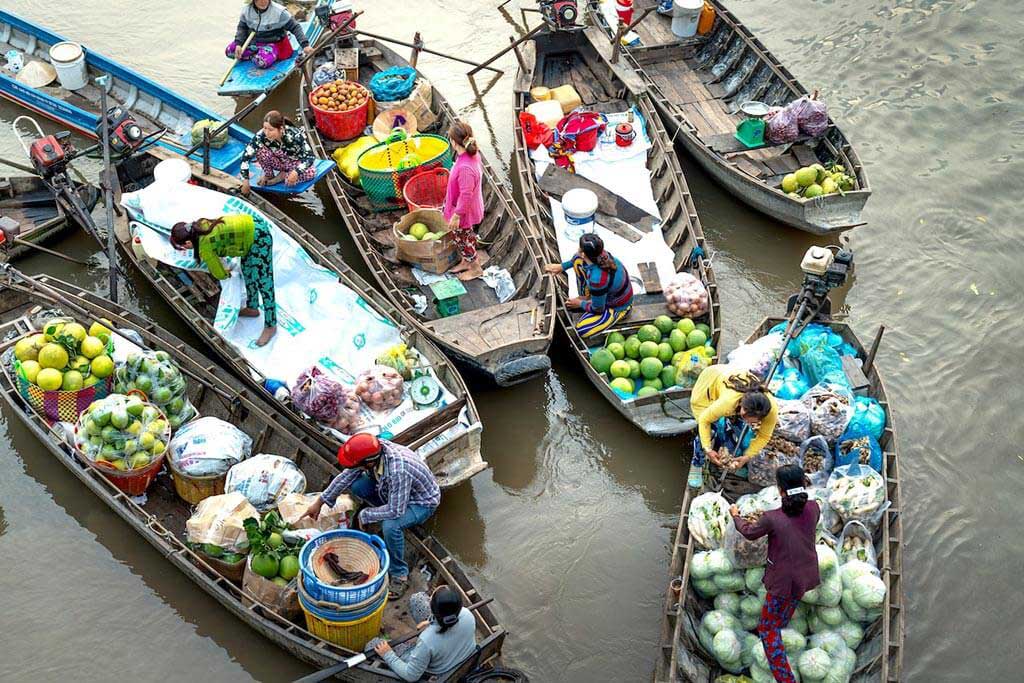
left=220, top=31, right=256, bottom=87
left=0, top=155, right=36, bottom=175
left=1, top=234, right=91, bottom=266
left=293, top=597, right=494, bottom=683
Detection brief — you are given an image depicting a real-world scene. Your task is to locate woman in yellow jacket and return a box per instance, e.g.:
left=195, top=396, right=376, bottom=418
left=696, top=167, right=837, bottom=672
left=688, top=366, right=778, bottom=488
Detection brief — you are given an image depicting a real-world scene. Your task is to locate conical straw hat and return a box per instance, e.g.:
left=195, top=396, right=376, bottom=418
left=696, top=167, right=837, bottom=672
left=16, top=60, right=57, bottom=88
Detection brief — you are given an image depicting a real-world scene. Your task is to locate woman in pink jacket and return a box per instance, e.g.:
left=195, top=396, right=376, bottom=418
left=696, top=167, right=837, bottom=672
left=443, top=122, right=485, bottom=281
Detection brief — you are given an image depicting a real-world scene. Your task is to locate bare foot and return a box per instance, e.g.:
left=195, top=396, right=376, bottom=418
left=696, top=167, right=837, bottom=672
left=239, top=307, right=260, bottom=317
left=457, top=262, right=484, bottom=281
left=450, top=259, right=471, bottom=273
left=258, top=173, right=284, bottom=187
left=255, top=325, right=277, bottom=347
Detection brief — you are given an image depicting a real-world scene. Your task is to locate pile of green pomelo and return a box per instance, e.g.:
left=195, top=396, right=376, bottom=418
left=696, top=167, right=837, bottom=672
left=14, top=318, right=115, bottom=393
left=401, top=221, right=444, bottom=242
left=780, top=164, right=856, bottom=200
left=589, top=315, right=714, bottom=398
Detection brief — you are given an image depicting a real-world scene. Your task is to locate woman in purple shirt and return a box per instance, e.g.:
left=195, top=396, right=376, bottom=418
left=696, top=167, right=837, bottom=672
left=730, top=465, right=820, bottom=683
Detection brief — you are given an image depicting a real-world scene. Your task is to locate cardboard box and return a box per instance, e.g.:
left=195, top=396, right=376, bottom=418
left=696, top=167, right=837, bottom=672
left=393, top=209, right=459, bottom=274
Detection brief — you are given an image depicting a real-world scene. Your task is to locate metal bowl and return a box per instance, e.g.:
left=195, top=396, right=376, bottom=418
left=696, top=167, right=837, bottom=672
left=739, top=101, right=771, bottom=117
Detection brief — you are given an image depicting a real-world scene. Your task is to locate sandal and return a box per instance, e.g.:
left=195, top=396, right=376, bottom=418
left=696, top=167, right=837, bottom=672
left=388, top=576, right=409, bottom=601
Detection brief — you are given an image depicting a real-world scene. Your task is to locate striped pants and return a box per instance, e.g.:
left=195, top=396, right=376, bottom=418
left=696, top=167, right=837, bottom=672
left=570, top=256, right=631, bottom=338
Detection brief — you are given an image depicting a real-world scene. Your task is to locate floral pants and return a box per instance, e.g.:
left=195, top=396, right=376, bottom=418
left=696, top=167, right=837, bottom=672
left=255, top=146, right=315, bottom=183
left=241, top=219, right=277, bottom=327
left=453, top=223, right=478, bottom=262
left=758, top=593, right=800, bottom=683
left=225, top=37, right=293, bottom=69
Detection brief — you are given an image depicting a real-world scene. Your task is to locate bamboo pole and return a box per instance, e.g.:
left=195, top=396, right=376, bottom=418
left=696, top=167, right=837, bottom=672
left=467, top=23, right=544, bottom=76
left=352, top=30, right=504, bottom=74
left=220, top=32, right=255, bottom=87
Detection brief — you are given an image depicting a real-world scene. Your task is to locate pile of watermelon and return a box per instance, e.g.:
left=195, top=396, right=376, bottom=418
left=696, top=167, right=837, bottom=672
left=588, top=315, right=715, bottom=398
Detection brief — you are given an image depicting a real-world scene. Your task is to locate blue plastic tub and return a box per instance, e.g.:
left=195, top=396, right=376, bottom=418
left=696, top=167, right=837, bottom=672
left=299, top=529, right=389, bottom=606
left=298, top=575, right=388, bottom=622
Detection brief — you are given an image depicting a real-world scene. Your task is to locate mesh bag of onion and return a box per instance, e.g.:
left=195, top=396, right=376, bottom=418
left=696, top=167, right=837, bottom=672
left=663, top=271, right=709, bottom=318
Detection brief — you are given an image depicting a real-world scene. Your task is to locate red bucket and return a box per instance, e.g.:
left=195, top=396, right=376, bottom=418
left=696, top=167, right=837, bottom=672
left=402, top=168, right=450, bottom=212
left=309, top=82, right=371, bottom=142
left=92, top=454, right=166, bottom=496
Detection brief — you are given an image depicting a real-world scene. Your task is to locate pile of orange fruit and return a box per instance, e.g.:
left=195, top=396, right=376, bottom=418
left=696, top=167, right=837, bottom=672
left=311, top=80, right=369, bottom=113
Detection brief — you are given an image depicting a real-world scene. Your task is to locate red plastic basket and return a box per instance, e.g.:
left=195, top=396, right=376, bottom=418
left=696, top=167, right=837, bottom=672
left=92, top=454, right=166, bottom=496
left=402, top=168, right=449, bottom=212
left=309, top=82, right=371, bottom=142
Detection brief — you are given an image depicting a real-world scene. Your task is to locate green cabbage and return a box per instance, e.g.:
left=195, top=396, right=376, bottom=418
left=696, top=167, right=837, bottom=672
left=839, top=560, right=877, bottom=589
left=816, top=544, right=839, bottom=575
left=751, top=640, right=768, bottom=670
left=851, top=573, right=886, bottom=609
left=841, top=588, right=869, bottom=622
left=693, top=577, right=720, bottom=598
left=741, top=611, right=759, bottom=631
left=798, top=647, right=832, bottom=680
left=809, top=631, right=846, bottom=655
left=702, top=610, right=741, bottom=635
left=819, top=606, right=845, bottom=627
left=745, top=566, right=765, bottom=592
left=781, top=627, right=806, bottom=653
left=790, top=612, right=809, bottom=635
left=691, top=551, right=715, bottom=579
left=740, top=594, right=763, bottom=617
left=714, top=592, right=742, bottom=615
left=713, top=629, right=743, bottom=664
left=741, top=632, right=760, bottom=667
left=750, top=665, right=774, bottom=683
left=713, top=571, right=747, bottom=592
left=708, top=549, right=734, bottom=574
left=698, top=623, right=716, bottom=653
left=836, top=621, right=863, bottom=649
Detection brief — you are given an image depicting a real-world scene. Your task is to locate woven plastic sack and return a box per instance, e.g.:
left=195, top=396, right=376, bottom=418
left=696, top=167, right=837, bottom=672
left=225, top=454, right=307, bottom=512
left=765, top=103, right=799, bottom=144
left=369, top=66, right=417, bottom=102
left=168, top=416, right=252, bottom=477
left=834, top=427, right=883, bottom=473
left=664, top=271, right=710, bottom=318
left=799, top=435, right=834, bottom=487
left=837, top=520, right=877, bottom=568
left=775, top=399, right=811, bottom=442
left=291, top=366, right=364, bottom=433
left=846, top=396, right=886, bottom=441
left=796, top=332, right=849, bottom=388
left=312, top=63, right=342, bottom=87
left=747, top=436, right=802, bottom=488
left=793, top=96, right=829, bottom=137
left=74, top=393, right=170, bottom=469
left=190, top=120, right=229, bottom=149
left=354, top=366, right=405, bottom=412
left=802, top=383, right=854, bottom=442
left=114, top=350, right=197, bottom=431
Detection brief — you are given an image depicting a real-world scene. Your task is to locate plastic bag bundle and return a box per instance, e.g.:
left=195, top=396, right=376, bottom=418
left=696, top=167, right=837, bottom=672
left=278, top=492, right=354, bottom=532
left=837, top=520, right=877, bottom=567
left=725, top=332, right=784, bottom=379
left=74, top=393, right=170, bottom=470
left=775, top=399, right=811, bottom=442
left=185, top=491, right=256, bottom=553
left=312, top=63, right=342, bottom=87
left=375, top=343, right=421, bottom=381
left=765, top=104, right=799, bottom=144
left=771, top=366, right=811, bottom=400
left=225, top=454, right=307, bottom=512
left=796, top=333, right=849, bottom=388
left=747, top=436, right=802, bottom=487
left=168, top=416, right=253, bottom=477
left=834, top=427, right=883, bottom=473
left=792, top=96, right=829, bottom=137
left=826, top=464, right=888, bottom=530
left=675, top=349, right=713, bottom=389
left=802, top=383, right=855, bottom=442
left=799, top=435, right=834, bottom=486
left=663, top=271, right=709, bottom=318
left=369, top=66, right=417, bottom=102
left=725, top=493, right=769, bottom=568
left=190, top=120, right=229, bottom=149
left=114, top=350, right=197, bottom=431
left=688, top=492, right=735, bottom=550
left=808, top=485, right=842, bottom=536
left=291, top=366, right=364, bottom=433
left=355, top=365, right=405, bottom=412
left=845, top=396, right=886, bottom=441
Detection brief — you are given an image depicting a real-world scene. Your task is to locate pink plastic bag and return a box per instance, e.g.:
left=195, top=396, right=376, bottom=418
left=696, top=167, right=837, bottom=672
left=292, top=366, right=364, bottom=433
left=793, top=95, right=829, bottom=137
left=765, top=104, right=799, bottom=144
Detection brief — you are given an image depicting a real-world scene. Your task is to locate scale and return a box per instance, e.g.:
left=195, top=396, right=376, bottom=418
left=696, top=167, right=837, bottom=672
left=734, top=100, right=770, bottom=148
left=409, top=374, right=442, bottom=408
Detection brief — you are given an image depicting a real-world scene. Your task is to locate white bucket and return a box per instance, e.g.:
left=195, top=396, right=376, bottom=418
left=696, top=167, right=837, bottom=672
left=562, top=188, right=598, bottom=238
left=153, top=158, right=192, bottom=185
left=48, top=41, right=88, bottom=90
left=672, top=0, right=705, bottom=38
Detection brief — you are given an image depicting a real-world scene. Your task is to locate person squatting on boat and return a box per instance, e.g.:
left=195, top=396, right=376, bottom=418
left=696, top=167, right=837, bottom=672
left=226, top=0, right=313, bottom=69
left=731, top=465, right=820, bottom=683
left=545, top=233, right=634, bottom=339
left=302, top=434, right=441, bottom=601
left=240, top=111, right=318, bottom=194
left=169, top=213, right=278, bottom=347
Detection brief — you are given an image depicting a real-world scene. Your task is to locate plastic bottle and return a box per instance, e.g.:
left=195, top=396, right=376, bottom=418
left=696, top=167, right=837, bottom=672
left=263, top=378, right=290, bottom=401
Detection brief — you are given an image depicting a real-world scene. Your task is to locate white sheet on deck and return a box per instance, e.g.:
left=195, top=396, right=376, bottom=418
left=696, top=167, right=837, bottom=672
left=120, top=181, right=470, bottom=450
left=531, top=109, right=677, bottom=298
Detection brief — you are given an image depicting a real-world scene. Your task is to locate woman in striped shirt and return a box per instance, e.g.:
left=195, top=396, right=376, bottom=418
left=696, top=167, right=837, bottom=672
left=545, top=233, right=634, bottom=338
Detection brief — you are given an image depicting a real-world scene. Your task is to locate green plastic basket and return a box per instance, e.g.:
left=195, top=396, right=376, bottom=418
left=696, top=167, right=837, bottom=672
left=357, top=134, right=453, bottom=212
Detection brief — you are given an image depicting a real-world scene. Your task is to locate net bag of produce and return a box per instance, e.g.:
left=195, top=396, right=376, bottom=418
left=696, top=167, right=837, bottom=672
left=826, top=464, right=888, bottom=532
left=225, top=454, right=307, bottom=512
left=74, top=393, right=170, bottom=472
left=799, top=435, right=834, bottom=487
left=688, top=492, right=735, bottom=550
left=278, top=492, right=355, bottom=532
left=837, top=520, right=877, bottom=568
left=724, top=493, right=769, bottom=568
left=802, top=383, right=855, bottom=442
left=185, top=491, right=257, bottom=553
left=725, top=332, right=784, bottom=379
left=765, top=103, right=799, bottom=144
left=168, top=416, right=253, bottom=477
left=775, top=399, right=811, bottom=442
left=663, top=271, right=709, bottom=318
left=190, top=120, right=229, bottom=149
left=291, top=366, right=364, bottom=434
left=747, top=435, right=802, bottom=488
left=355, top=365, right=405, bottom=412
left=114, top=350, right=197, bottom=431
left=793, top=96, right=829, bottom=138
left=833, top=426, right=882, bottom=473
left=375, top=343, right=422, bottom=381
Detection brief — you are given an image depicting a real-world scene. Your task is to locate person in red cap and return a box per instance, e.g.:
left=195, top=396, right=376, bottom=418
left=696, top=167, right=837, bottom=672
left=302, top=433, right=441, bottom=599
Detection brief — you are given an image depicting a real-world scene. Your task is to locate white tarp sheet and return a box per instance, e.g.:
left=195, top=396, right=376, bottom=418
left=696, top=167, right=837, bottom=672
left=120, top=181, right=470, bottom=450
left=531, top=109, right=677, bottom=298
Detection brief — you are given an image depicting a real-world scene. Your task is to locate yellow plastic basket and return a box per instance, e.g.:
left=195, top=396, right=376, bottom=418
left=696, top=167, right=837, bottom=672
left=301, top=594, right=388, bottom=651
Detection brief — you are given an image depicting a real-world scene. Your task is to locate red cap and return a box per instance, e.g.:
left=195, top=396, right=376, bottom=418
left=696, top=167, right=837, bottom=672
left=337, top=433, right=382, bottom=468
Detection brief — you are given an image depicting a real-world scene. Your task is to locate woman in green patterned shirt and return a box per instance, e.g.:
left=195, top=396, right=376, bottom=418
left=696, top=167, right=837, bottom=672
left=170, top=213, right=277, bottom=346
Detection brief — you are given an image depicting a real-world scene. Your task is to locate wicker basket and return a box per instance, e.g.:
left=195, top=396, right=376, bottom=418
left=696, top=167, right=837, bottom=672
left=167, top=457, right=227, bottom=505
left=14, top=367, right=112, bottom=424
left=298, top=529, right=389, bottom=606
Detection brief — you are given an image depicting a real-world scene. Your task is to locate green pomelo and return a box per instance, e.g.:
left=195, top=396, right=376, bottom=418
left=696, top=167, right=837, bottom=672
left=654, top=315, right=675, bottom=335
left=660, top=366, right=678, bottom=389
left=686, top=330, right=708, bottom=349
left=609, top=377, right=634, bottom=395
left=606, top=332, right=626, bottom=347
left=781, top=173, right=799, bottom=193
left=640, top=357, right=664, bottom=380
left=590, top=348, right=615, bottom=374
left=642, top=378, right=663, bottom=391
left=794, top=167, right=817, bottom=187
left=637, top=325, right=661, bottom=344
left=657, top=343, right=674, bottom=364
left=609, top=360, right=631, bottom=379
left=627, top=359, right=642, bottom=380
left=639, top=341, right=660, bottom=359
left=676, top=318, right=696, bottom=335
left=637, top=386, right=660, bottom=398
left=803, top=183, right=824, bottom=199
left=669, top=329, right=687, bottom=352
left=623, top=336, right=642, bottom=359
left=606, top=342, right=625, bottom=360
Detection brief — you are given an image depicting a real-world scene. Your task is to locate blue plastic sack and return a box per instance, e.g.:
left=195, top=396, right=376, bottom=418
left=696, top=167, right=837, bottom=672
left=369, top=66, right=417, bottom=102
left=845, top=395, right=886, bottom=440
left=773, top=366, right=811, bottom=400
left=796, top=332, right=849, bottom=388
left=834, top=427, right=883, bottom=472
left=837, top=342, right=859, bottom=358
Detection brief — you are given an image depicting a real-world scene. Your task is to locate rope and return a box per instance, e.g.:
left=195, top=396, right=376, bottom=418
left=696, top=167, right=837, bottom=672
left=461, top=666, right=530, bottom=682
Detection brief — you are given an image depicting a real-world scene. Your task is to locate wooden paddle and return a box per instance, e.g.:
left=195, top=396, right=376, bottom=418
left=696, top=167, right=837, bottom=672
left=293, top=597, right=494, bottom=683
left=220, top=31, right=256, bottom=87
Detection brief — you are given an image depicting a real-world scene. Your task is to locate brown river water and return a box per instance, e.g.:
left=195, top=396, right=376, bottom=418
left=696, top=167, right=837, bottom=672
left=1, top=0, right=1021, bottom=680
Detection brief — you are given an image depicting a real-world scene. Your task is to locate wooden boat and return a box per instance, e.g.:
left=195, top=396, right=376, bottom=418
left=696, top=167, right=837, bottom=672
left=109, top=148, right=486, bottom=488
left=0, top=9, right=248, bottom=174
left=0, top=175, right=98, bottom=260
left=0, top=268, right=506, bottom=681
left=513, top=27, right=721, bottom=436
left=298, top=38, right=557, bottom=387
left=218, top=0, right=331, bottom=98
left=656, top=318, right=903, bottom=682
left=586, top=0, right=871, bottom=235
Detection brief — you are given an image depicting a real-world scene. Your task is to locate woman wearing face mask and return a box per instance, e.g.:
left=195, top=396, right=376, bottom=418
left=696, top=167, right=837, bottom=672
left=543, top=233, right=634, bottom=338
left=226, top=0, right=313, bottom=70
left=239, top=110, right=317, bottom=194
